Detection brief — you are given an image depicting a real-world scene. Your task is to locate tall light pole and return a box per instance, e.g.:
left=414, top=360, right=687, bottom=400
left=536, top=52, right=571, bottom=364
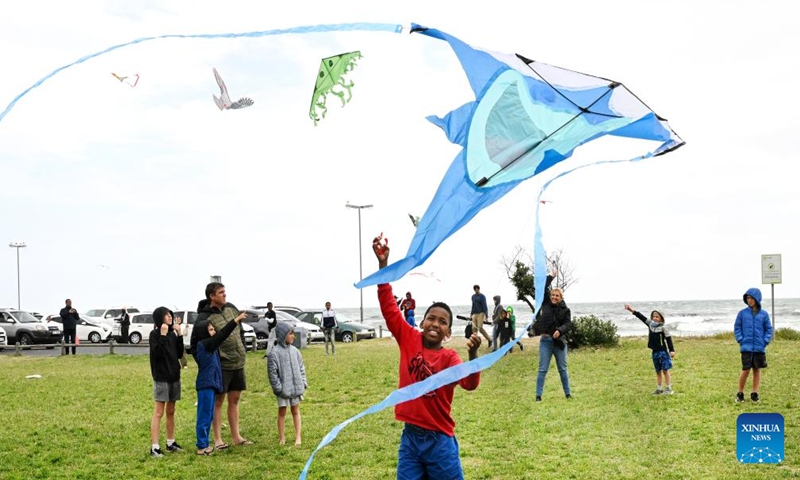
left=9, top=242, right=26, bottom=309
left=345, top=203, right=373, bottom=323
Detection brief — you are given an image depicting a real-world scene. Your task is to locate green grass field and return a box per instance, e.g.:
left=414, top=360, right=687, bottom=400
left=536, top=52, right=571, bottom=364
left=0, top=335, right=797, bottom=479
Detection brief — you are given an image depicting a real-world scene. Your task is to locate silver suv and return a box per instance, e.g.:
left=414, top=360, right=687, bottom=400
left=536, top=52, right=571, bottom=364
left=0, top=309, right=62, bottom=346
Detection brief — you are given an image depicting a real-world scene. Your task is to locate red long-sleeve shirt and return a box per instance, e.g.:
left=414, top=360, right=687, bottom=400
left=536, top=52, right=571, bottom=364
left=379, top=283, right=480, bottom=436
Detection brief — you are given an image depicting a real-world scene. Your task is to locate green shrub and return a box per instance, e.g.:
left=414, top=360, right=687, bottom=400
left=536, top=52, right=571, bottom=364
left=567, top=314, right=619, bottom=349
left=775, top=327, right=800, bottom=341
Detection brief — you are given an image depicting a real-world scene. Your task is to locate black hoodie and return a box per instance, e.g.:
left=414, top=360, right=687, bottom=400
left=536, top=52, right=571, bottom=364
left=149, top=307, right=184, bottom=383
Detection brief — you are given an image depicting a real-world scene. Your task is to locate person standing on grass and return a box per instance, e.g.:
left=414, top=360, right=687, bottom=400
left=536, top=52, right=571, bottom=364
left=624, top=304, right=676, bottom=395
left=470, top=285, right=492, bottom=349
left=491, top=295, right=504, bottom=352
left=149, top=307, right=184, bottom=457
left=373, top=234, right=481, bottom=479
left=734, top=287, right=772, bottom=403
left=267, top=321, right=307, bottom=446
left=531, top=270, right=572, bottom=401
left=191, top=310, right=245, bottom=455
left=59, top=299, right=79, bottom=355
left=322, top=302, right=337, bottom=356
left=193, top=282, right=253, bottom=450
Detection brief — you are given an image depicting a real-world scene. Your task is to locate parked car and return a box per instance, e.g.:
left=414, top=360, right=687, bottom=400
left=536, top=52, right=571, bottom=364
left=0, top=308, right=62, bottom=346
left=291, top=311, right=376, bottom=343
left=240, top=309, right=319, bottom=347
left=85, top=307, right=141, bottom=329
left=0, top=325, right=7, bottom=349
left=174, top=310, right=257, bottom=353
left=45, top=314, right=112, bottom=343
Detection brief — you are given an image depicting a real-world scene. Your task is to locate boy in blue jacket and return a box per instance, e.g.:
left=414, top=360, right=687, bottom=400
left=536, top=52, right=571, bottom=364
left=191, top=311, right=246, bottom=455
left=734, top=287, right=773, bottom=403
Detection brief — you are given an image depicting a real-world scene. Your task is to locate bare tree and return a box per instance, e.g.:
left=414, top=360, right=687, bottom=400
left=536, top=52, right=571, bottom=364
left=500, top=245, right=578, bottom=311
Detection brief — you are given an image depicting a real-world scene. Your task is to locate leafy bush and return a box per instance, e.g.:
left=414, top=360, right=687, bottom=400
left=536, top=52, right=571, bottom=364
left=775, top=327, right=800, bottom=341
left=567, top=315, right=619, bottom=349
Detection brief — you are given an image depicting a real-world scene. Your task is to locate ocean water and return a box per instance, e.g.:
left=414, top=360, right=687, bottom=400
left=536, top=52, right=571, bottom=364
left=336, top=298, right=800, bottom=339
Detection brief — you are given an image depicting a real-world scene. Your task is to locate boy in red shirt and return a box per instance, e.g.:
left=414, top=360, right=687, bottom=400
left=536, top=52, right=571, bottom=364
left=372, top=235, right=481, bottom=479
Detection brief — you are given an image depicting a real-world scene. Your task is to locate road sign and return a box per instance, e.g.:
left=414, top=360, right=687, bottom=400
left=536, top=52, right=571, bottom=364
left=761, top=254, right=782, bottom=284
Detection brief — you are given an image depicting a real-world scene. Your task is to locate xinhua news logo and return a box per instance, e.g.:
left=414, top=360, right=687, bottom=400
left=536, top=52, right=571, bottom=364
left=737, top=413, right=784, bottom=464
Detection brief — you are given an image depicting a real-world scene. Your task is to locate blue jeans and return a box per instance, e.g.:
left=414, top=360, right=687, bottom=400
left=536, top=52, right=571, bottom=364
left=196, top=389, right=215, bottom=449
left=536, top=336, right=571, bottom=397
left=398, top=423, right=463, bottom=480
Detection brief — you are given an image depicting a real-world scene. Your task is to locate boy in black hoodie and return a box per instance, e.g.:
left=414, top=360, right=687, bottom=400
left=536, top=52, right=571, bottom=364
left=149, top=307, right=185, bottom=458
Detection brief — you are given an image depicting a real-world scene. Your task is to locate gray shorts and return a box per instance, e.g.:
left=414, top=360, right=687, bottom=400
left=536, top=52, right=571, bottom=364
left=153, top=381, right=181, bottom=402
left=277, top=395, right=303, bottom=408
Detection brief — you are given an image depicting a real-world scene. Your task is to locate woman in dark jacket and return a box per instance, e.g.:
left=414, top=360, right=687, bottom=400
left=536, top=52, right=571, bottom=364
left=531, top=274, right=572, bottom=401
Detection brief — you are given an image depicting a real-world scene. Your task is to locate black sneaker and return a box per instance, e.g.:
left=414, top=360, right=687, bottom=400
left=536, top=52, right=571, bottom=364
left=735, top=392, right=745, bottom=403
left=166, top=442, right=183, bottom=453
left=750, top=392, right=760, bottom=403
left=150, top=447, right=164, bottom=458
left=535, top=396, right=542, bottom=402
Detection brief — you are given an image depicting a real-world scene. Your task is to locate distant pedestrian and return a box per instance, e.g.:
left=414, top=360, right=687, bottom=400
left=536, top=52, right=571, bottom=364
left=401, top=292, right=416, bottom=321
left=624, top=304, right=676, bottom=395
left=267, top=321, right=308, bottom=446
left=59, top=299, right=80, bottom=355
left=149, top=307, right=185, bottom=457
left=506, top=306, right=523, bottom=351
left=470, top=285, right=492, bottom=348
left=491, top=295, right=504, bottom=352
left=120, top=307, right=131, bottom=344
left=191, top=308, right=245, bottom=455
left=322, top=302, right=338, bottom=356
left=734, top=288, right=773, bottom=403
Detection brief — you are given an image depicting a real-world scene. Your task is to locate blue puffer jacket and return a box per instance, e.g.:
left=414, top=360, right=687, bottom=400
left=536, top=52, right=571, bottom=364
left=734, top=287, right=773, bottom=353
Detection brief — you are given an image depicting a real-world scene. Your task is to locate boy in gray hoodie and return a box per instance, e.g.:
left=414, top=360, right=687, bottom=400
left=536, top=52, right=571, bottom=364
left=267, top=321, right=307, bottom=445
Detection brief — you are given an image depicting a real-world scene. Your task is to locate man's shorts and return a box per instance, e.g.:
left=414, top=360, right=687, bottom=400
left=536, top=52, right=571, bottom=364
left=651, top=350, right=673, bottom=373
left=153, top=381, right=181, bottom=402
left=221, top=368, right=247, bottom=393
left=741, top=352, right=767, bottom=370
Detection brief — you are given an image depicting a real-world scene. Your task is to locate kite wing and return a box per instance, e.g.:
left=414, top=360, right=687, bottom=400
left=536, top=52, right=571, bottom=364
left=212, top=67, right=232, bottom=109
left=355, top=25, right=684, bottom=288
left=309, top=51, right=362, bottom=125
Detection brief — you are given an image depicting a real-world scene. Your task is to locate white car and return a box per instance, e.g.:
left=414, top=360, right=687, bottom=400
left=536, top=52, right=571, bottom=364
left=45, top=314, right=112, bottom=344
left=85, top=307, right=141, bottom=329
left=173, top=310, right=257, bottom=352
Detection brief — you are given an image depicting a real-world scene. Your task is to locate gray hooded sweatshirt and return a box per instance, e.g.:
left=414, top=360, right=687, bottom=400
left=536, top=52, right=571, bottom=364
left=267, top=321, right=308, bottom=399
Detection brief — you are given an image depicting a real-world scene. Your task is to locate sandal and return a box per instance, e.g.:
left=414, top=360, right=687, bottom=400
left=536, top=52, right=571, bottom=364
left=214, top=443, right=229, bottom=450
left=235, top=439, right=254, bottom=446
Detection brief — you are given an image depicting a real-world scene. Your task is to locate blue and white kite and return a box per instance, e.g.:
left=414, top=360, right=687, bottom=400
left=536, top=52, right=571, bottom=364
left=355, top=24, right=684, bottom=289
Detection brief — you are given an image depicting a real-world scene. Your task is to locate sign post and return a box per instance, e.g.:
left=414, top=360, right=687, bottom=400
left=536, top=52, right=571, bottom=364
left=760, top=254, right=781, bottom=330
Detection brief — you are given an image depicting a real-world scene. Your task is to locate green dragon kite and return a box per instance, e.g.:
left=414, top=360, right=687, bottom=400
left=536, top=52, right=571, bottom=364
left=309, top=51, right=362, bottom=125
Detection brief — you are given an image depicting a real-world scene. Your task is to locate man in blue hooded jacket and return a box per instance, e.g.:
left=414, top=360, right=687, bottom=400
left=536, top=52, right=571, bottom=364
left=734, top=287, right=773, bottom=403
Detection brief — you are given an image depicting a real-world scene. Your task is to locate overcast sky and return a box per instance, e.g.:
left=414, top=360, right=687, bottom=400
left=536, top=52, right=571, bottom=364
left=1, top=0, right=797, bottom=315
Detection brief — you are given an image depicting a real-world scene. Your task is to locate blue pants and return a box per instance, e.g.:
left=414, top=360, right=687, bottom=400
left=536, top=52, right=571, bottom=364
left=196, top=389, right=215, bottom=449
left=536, top=336, right=571, bottom=397
left=398, top=423, right=463, bottom=480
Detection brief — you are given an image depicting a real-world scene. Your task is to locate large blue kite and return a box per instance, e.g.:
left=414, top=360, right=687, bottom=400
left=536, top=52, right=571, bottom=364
left=355, top=24, right=684, bottom=289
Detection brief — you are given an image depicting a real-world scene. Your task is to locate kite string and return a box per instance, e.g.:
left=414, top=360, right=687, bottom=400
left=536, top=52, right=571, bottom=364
left=0, top=23, right=403, bottom=125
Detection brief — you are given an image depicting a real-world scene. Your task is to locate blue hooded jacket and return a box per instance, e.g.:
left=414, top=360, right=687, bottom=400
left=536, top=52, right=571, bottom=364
left=734, top=287, right=773, bottom=353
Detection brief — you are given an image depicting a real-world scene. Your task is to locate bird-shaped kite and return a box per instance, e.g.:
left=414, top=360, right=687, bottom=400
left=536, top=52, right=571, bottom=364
left=111, top=73, right=139, bottom=87
left=212, top=67, right=254, bottom=110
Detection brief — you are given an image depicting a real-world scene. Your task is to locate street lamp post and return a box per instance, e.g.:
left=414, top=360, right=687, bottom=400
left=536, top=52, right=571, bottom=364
left=345, top=203, right=373, bottom=323
left=8, top=242, right=27, bottom=309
